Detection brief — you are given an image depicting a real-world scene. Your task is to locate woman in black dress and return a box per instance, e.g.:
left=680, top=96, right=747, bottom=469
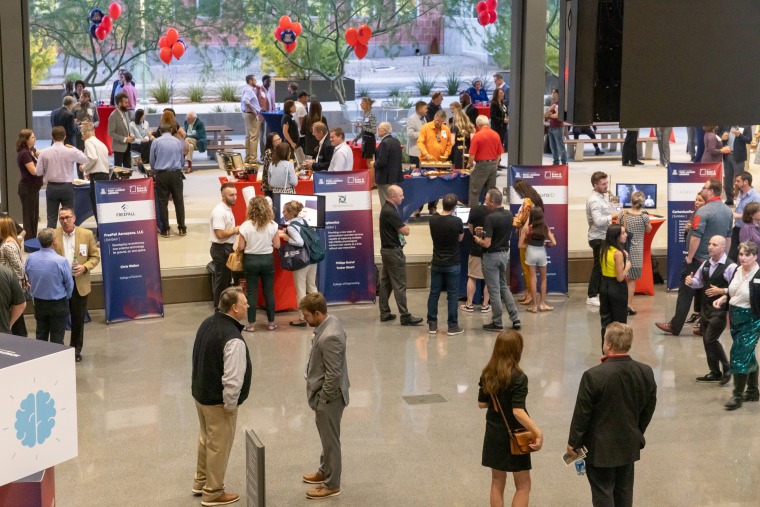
left=478, top=330, right=542, bottom=507
left=281, top=100, right=299, bottom=154
left=300, top=100, right=328, bottom=156
left=490, top=88, right=509, bottom=150
left=16, top=129, right=43, bottom=239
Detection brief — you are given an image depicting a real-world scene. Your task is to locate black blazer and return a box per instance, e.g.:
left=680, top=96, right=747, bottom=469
left=50, top=106, right=79, bottom=146
left=731, top=126, right=752, bottom=163
left=568, top=355, right=657, bottom=467
left=464, top=104, right=478, bottom=125
left=374, top=135, right=403, bottom=185
left=311, top=138, right=334, bottom=172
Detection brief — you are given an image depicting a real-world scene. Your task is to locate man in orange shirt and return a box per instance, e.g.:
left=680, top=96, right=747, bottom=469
left=467, top=115, right=504, bottom=206
left=416, top=110, right=453, bottom=215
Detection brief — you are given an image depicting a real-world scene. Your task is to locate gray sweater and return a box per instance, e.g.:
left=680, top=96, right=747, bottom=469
left=692, top=199, right=733, bottom=260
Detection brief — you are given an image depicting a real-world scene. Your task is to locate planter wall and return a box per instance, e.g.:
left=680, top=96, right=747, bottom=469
left=274, top=78, right=354, bottom=103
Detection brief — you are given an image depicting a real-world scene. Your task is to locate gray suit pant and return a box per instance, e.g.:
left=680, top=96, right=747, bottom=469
left=315, top=397, right=346, bottom=490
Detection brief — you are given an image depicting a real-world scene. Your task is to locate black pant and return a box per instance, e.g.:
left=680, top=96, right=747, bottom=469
left=669, top=258, right=703, bottom=334
left=155, top=170, right=186, bottom=233
left=600, top=276, right=628, bottom=349
left=588, top=239, right=603, bottom=298
left=45, top=182, right=74, bottom=229
left=699, top=301, right=729, bottom=375
left=11, top=314, right=28, bottom=337
left=69, top=284, right=88, bottom=354
left=573, top=126, right=601, bottom=150
left=34, top=297, right=68, bottom=344
left=89, top=172, right=111, bottom=226
left=114, top=149, right=132, bottom=168
left=18, top=182, right=42, bottom=239
left=729, top=226, right=740, bottom=262
left=586, top=463, right=634, bottom=507
left=210, top=243, right=234, bottom=307
left=622, top=130, right=639, bottom=164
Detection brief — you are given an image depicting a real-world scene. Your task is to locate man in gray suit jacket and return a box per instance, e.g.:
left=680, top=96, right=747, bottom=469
left=301, top=293, right=350, bottom=500
left=107, top=92, right=135, bottom=168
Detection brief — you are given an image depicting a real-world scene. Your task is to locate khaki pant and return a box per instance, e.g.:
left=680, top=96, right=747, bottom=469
left=243, top=112, right=260, bottom=162
left=194, top=401, right=237, bottom=503
left=294, top=263, right=318, bottom=319
left=186, top=137, right=198, bottom=163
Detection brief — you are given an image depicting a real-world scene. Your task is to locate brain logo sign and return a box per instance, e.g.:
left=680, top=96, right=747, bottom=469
left=14, top=390, right=57, bottom=448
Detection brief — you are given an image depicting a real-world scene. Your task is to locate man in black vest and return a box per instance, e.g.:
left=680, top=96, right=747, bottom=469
left=684, top=235, right=735, bottom=385
left=191, top=286, right=252, bottom=507
left=568, top=323, right=657, bottom=507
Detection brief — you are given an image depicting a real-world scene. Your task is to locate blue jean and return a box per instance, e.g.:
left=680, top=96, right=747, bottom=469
left=482, top=251, right=519, bottom=327
left=548, top=127, right=567, bottom=164
left=427, top=264, right=461, bottom=327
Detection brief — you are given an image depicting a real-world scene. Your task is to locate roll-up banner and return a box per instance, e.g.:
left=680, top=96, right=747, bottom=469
left=509, top=165, right=569, bottom=295
left=95, top=178, right=164, bottom=322
left=312, top=171, right=376, bottom=304
left=666, top=162, right=722, bottom=290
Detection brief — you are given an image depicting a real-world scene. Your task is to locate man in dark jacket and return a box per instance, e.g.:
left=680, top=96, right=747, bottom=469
left=183, top=112, right=207, bottom=173
left=722, top=125, right=752, bottom=206
left=50, top=96, right=79, bottom=147
left=374, top=121, right=403, bottom=207
left=191, top=286, right=252, bottom=507
left=567, top=323, right=657, bottom=507
left=304, top=122, right=333, bottom=172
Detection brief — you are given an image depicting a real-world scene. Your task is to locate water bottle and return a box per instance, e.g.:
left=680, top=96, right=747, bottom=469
left=575, top=459, right=586, bottom=476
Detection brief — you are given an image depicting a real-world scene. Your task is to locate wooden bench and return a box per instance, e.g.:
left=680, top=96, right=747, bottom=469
left=207, top=143, right=246, bottom=152
left=565, top=137, right=657, bottom=162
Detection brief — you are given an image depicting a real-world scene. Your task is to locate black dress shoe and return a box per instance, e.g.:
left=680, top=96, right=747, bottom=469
left=400, top=316, right=423, bottom=326
left=634, top=160, right=644, bottom=165
left=725, top=396, right=743, bottom=410
left=380, top=314, right=397, bottom=322
left=685, top=313, right=700, bottom=324
left=75, top=353, right=83, bottom=362
left=742, top=391, right=760, bottom=402
left=720, top=370, right=732, bottom=386
left=595, top=149, right=605, bottom=156
left=627, top=307, right=637, bottom=316
left=696, top=372, right=722, bottom=383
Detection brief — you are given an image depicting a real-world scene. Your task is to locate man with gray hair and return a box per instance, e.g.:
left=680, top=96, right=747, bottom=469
left=81, top=122, right=110, bottom=227
left=151, top=122, right=187, bottom=237
left=24, top=228, right=74, bottom=345
left=183, top=111, right=207, bottom=173
left=466, top=115, right=503, bottom=206
left=50, top=95, right=79, bottom=146
left=374, top=121, right=403, bottom=207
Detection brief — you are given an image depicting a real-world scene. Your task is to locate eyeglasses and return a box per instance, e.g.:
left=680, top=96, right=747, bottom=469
left=59, top=215, right=74, bottom=221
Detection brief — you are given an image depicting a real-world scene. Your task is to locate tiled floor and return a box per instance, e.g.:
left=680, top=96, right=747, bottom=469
left=48, top=286, right=760, bottom=506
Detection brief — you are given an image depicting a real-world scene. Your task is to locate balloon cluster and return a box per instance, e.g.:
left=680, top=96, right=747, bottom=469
left=157, top=28, right=187, bottom=65
left=476, top=0, right=498, bottom=26
left=89, top=2, right=122, bottom=41
left=344, top=25, right=373, bottom=60
left=274, top=16, right=303, bottom=54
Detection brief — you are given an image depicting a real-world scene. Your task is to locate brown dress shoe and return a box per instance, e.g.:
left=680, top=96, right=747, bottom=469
left=302, top=472, right=325, bottom=484
left=655, top=322, right=679, bottom=335
left=201, top=492, right=240, bottom=506
left=306, top=486, right=341, bottom=499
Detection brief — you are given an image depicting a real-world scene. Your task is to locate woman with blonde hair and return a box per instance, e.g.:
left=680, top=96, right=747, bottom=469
left=618, top=191, right=651, bottom=315
left=478, top=330, right=542, bottom=507
left=237, top=196, right=281, bottom=332
left=0, top=216, right=27, bottom=336
left=449, top=103, right=475, bottom=170
left=281, top=200, right=318, bottom=327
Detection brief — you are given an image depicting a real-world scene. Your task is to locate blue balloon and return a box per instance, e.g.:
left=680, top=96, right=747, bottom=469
left=177, top=38, right=187, bottom=50
left=89, top=8, right=104, bottom=24
left=280, top=29, right=296, bottom=45
left=89, top=24, right=98, bottom=38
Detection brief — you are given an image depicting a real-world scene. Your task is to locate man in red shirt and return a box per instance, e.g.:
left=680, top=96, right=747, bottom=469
left=467, top=115, right=504, bottom=206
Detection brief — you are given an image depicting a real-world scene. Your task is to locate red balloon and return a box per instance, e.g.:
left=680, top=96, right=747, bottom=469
left=345, top=27, right=358, bottom=47
left=279, top=16, right=292, bottom=30
left=274, top=27, right=283, bottom=41
left=158, top=36, right=168, bottom=48
left=485, top=0, right=498, bottom=10
left=477, top=11, right=489, bottom=26
left=357, top=24, right=372, bottom=45
left=285, top=41, right=297, bottom=53
left=159, top=47, right=172, bottom=64
left=100, top=15, right=113, bottom=31
left=172, top=42, right=185, bottom=59
left=354, top=43, right=368, bottom=60
left=95, top=25, right=107, bottom=40
left=108, top=2, right=122, bottom=20
left=476, top=1, right=488, bottom=14
left=291, top=22, right=302, bottom=37
left=488, top=10, right=497, bottom=23
left=166, top=28, right=179, bottom=46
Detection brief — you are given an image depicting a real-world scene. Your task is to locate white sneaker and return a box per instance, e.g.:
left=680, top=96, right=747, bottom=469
left=586, top=296, right=600, bottom=307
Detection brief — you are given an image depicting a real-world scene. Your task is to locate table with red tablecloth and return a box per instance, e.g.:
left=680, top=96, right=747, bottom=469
left=96, top=105, right=115, bottom=155
left=217, top=175, right=315, bottom=312
left=475, top=105, right=491, bottom=118
left=612, top=216, right=665, bottom=296
left=349, top=141, right=405, bottom=171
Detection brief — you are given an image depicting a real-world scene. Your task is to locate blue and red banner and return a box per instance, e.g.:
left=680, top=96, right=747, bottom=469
left=95, top=178, right=164, bottom=322
left=509, top=165, right=569, bottom=295
left=666, top=162, right=722, bottom=290
left=312, top=171, right=376, bottom=304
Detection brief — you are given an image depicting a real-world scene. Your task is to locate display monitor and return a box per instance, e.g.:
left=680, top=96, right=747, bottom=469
left=453, top=207, right=470, bottom=227
left=271, top=193, right=326, bottom=228
left=616, top=184, right=657, bottom=209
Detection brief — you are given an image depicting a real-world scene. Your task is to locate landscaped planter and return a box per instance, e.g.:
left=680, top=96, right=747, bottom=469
left=274, top=78, right=355, bottom=103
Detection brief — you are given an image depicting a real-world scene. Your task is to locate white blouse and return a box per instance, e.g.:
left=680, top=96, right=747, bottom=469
left=238, top=220, right=278, bottom=255
left=728, top=264, right=760, bottom=309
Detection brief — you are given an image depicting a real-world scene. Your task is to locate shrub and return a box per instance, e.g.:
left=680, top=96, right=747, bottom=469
left=217, top=81, right=240, bottom=102
left=211, top=105, right=227, bottom=113
left=149, top=77, right=172, bottom=103
left=357, top=86, right=371, bottom=98
left=445, top=70, right=464, bottom=96
left=147, top=107, right=157, bottom=114
left=414, top=71, right=438, bottom=97
left=388, top=86, right=401, bottom=98
left=184, top=82, right=207, bottom=103
left=64, top=72, right=83, bottom=83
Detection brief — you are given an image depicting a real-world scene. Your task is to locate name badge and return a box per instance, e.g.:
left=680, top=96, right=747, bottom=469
left=441, top=131, right=447, bottom=138
left=79, top=244, right=88, bottom=257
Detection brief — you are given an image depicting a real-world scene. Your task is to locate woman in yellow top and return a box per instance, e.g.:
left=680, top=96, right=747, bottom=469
left=599, top=224, right=631, bottom=351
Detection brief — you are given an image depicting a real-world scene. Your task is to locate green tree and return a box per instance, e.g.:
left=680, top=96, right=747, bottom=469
left=29, top=0, right=242, bottom=89
left=246, top=0, right=452, bottom=104
left=545, top=0, right=560, bottom=76
left=30, top=33, right=57, bottom=87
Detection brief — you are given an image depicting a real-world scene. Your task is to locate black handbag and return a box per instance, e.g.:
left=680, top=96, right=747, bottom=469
left=279, top=241, right=310, bottom=271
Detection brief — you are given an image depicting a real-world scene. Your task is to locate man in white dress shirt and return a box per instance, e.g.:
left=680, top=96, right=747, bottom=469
left=81, top=122, right=110, bottom=228
left=327, top=128, right=354, bottom=172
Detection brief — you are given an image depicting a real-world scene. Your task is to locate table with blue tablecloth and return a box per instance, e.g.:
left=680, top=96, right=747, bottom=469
left=262, top=111, right=284, bottom=138
left=398, top=173, right=470, bottom=221
left=74, top=184, right=93, bottom=225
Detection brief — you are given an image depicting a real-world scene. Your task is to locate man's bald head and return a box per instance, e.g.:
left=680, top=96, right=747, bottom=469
left=708, top=235, right=727, bottom=260
left=386, top=184, right=405, bottom=206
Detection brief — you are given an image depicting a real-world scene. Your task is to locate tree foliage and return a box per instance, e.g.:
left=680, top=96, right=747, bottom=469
left=30, top=33, right=57, bottom=87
